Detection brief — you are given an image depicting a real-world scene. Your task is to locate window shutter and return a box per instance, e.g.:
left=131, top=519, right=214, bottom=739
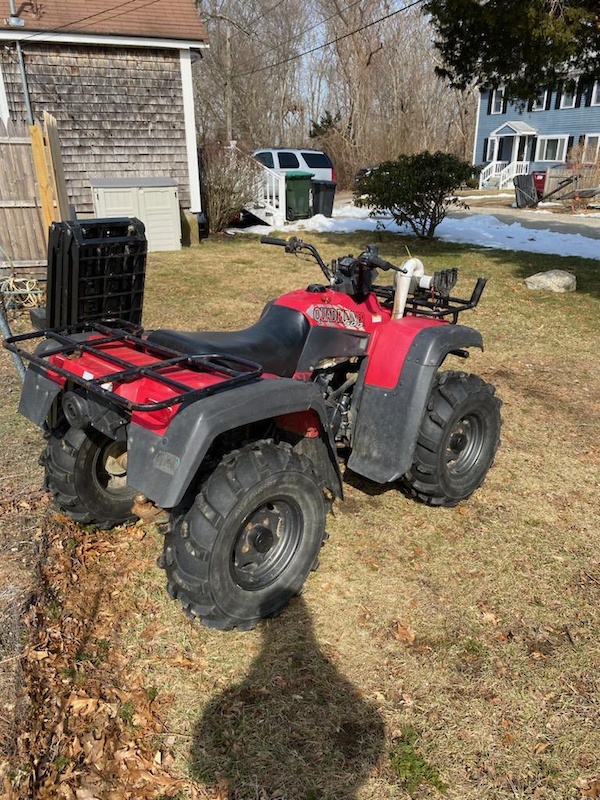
left=483, top=138, right=489, bottom=161
left=545, top=88, right=552, bottom=110
left=584, top=80, right=593, bottom=107
left=502, top=94, right=508, bottom=113
left=575, top=77, right=584, bottom=107
left=530, top=137, right=537, bottom=161
left=567, top=135, right=574, bottom=157
left=554, top=82, right=562, bottom=110
left=487, top=90, right=493, bottom=115
left=527, top=98, right=534, bottom=112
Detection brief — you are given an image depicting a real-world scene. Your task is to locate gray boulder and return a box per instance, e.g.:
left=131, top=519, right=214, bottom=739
left=525, top=270, right=576, bottom=292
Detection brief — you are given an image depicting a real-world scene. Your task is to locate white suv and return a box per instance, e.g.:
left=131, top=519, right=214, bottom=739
left=252, top=148, right=336, bottom=183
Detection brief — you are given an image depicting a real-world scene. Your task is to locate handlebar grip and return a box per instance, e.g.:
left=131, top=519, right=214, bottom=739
left=260, top=236, right=288, bottom=246
left=368, top=254, right=400, bottom=272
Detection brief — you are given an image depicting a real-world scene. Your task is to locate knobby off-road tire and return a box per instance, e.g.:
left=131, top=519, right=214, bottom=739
left=401, top=371, right=502, bottom=507
left=44, top=426, right=137, bottom=528
left=161, top=441, right=328, bottom=631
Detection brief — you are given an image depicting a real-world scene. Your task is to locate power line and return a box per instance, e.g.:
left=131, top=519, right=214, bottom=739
left=228, top=0, right=365, bottom=71
left=233, top=0, right=425, bottom=78
left=228, top=0, right=289, bottom=40
left=226, top=0, right=383, bottom=80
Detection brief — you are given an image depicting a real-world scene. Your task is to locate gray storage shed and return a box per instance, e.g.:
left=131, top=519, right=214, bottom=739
left=91, top=177, right=182, bottom=252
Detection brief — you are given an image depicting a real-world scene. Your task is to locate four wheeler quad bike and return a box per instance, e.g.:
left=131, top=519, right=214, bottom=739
left=4, top=237, right=502, bottom=630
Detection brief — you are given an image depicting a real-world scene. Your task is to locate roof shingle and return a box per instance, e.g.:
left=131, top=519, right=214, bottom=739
left=0, top=0, right=208, bottom=43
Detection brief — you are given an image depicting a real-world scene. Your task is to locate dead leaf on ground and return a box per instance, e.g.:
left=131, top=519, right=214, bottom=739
left=393, top=622, right=416, bottom=644
left=582, top=779, right=600, bottom=798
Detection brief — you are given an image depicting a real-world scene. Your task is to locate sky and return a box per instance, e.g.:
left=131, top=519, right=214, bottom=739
left=237, top=202, right=600, bottom=262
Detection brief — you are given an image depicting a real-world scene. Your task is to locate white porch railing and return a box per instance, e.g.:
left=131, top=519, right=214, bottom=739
left=479, top=160, right=531, bottom=189
left=251, top=166, right=286, bottom=227
left=231, top=145, right=286, bottom=227
left=478, top=160, right=508, bottom=189
left=497, top=160, right=530, bottom=189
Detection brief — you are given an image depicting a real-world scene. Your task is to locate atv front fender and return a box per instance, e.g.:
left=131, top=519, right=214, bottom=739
left=347, top=323, right=483, bottom=484
left=127, top=378, right=341, bottom=508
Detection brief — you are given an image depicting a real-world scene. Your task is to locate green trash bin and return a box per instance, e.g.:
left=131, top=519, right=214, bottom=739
left=285, top=171, right=314, bottom=220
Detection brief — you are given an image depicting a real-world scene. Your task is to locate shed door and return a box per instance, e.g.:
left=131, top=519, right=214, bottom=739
left=94, top=187, right=140, bottom=219
left=138, top=187, right=181, bottom=252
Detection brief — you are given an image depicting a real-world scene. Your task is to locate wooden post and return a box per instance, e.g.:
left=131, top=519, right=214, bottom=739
left=43, top=111, right=70, bottom=221
left=28, top=123, right=55, bottom=230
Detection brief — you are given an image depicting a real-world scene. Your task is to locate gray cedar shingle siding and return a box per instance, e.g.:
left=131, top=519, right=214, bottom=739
left=1, top=44, right=189, bottom=213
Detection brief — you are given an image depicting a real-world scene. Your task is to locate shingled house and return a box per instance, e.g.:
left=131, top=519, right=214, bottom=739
left=0, top=0, right=208, bottom=242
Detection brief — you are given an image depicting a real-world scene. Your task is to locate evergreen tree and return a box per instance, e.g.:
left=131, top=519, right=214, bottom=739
left=425, top=0, right=600, bottom=100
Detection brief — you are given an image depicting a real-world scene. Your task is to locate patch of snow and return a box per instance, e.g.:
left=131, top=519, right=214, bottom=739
left=234, top=205, right=600, bottom=261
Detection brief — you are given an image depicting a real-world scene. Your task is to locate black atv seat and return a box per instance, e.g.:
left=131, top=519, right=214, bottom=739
left=146, top=302, right=310, bottom=378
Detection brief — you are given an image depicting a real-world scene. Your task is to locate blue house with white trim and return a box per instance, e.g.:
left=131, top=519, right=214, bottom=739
left=473, top=77, right=600, bottom=189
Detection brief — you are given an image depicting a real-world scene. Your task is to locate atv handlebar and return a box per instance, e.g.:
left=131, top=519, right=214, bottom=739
left=260, top=236, right=288, bottom=247
left=260, top=236, right=487, bottom=319
left=359, top=244, right=404, bottom=273
left=260, top=235, right=330, bottom=280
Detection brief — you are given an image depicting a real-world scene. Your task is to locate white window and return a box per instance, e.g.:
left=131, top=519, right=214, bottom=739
left=491, top=88, right=505, bottom=114
left=535, top=136, right=569, bottom=162
left=592, top=82, right=600, bottom=107
left=560, top=81, right=576, bottom=109
left=532, top=89, right=548, bottom=111
left=583, top=134, right=600, bottom=163
left=486, top=138, right=497, bottom=161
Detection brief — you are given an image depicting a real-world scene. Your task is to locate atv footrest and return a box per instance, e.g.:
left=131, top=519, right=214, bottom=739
left=4, top=319, right=264, bottom=413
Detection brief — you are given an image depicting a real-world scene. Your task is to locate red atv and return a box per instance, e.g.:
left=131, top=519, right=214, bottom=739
left=5, top=236, right=501, bottom=630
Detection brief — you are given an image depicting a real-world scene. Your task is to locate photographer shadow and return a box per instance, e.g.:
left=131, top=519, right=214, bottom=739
left=190, top=596, right=385, bottom=799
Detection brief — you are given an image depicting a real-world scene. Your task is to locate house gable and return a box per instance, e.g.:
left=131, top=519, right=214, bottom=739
left=0, top=0, right=208, bottom=219
left=490, top=122, right=537, bottom=138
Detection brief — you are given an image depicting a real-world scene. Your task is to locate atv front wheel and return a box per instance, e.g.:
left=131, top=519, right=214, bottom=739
left=161, top=441, right=328, bottom=630
left=45, top=426, right=136, bottom=528
left=401, top=371, right=501, bottom=507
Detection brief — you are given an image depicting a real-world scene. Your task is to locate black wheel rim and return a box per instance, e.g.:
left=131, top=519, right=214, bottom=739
left=232, top=498, right=303, bottom=591
left=91, top=439, right=130, bottom=498
left=444, top=412, right=486, bottom=478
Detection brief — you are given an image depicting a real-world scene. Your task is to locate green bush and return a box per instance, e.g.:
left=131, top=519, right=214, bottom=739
left=354, top=151, right=475, bottom=239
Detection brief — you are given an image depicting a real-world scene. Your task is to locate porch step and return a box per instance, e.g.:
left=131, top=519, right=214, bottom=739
left=482, top=176, right=500, bottom=188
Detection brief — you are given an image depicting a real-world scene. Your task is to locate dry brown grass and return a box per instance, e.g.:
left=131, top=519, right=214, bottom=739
left=1, top=233, right=599, bottom=799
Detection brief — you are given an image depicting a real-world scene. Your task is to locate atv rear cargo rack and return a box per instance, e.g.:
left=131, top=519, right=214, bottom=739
left=4, top=319, right=264, bottom=413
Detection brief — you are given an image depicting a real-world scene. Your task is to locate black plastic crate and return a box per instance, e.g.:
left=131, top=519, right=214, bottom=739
left=45, top=218, right=147, bottom=329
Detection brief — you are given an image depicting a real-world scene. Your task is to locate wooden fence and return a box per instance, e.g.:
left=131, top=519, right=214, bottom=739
left=0, top=129, right=47, bottom=279
left=544, top=165, right=600, bottom=203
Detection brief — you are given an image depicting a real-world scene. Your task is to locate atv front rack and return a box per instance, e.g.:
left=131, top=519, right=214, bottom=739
left=404, top=277, right=487, bottom=323
left=374, top=277, right=487, bottom=324
left=4, top=319, right=264, bottom=413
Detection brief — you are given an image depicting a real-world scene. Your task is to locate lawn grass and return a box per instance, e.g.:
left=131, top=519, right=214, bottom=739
left=1, top=231, right=599, bottom=799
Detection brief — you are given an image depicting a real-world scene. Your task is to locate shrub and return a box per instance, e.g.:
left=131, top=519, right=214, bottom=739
left=354, top=151, right=475, bottom=238
left=200, top=142, right=262, bottom=234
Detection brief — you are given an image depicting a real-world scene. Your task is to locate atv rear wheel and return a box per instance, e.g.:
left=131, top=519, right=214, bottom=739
left=45, top=426, right=136, bottom=528
left=161, top=441, right=327, bottom=630
left=401, top=371, right=501, bottom=507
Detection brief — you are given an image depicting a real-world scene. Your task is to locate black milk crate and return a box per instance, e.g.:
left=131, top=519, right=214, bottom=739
left=46, top=218, right=147, bottom=328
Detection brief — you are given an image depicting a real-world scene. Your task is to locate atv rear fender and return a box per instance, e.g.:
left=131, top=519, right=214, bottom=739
left=127, top=378, right=342, bottom=508
left=347, top=321, right=483, bottom=484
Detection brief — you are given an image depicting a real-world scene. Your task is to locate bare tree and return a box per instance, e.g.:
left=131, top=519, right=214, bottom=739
left=193, top=0, right=478, bottom=186
left=194, top=0, right=310, bottom=147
